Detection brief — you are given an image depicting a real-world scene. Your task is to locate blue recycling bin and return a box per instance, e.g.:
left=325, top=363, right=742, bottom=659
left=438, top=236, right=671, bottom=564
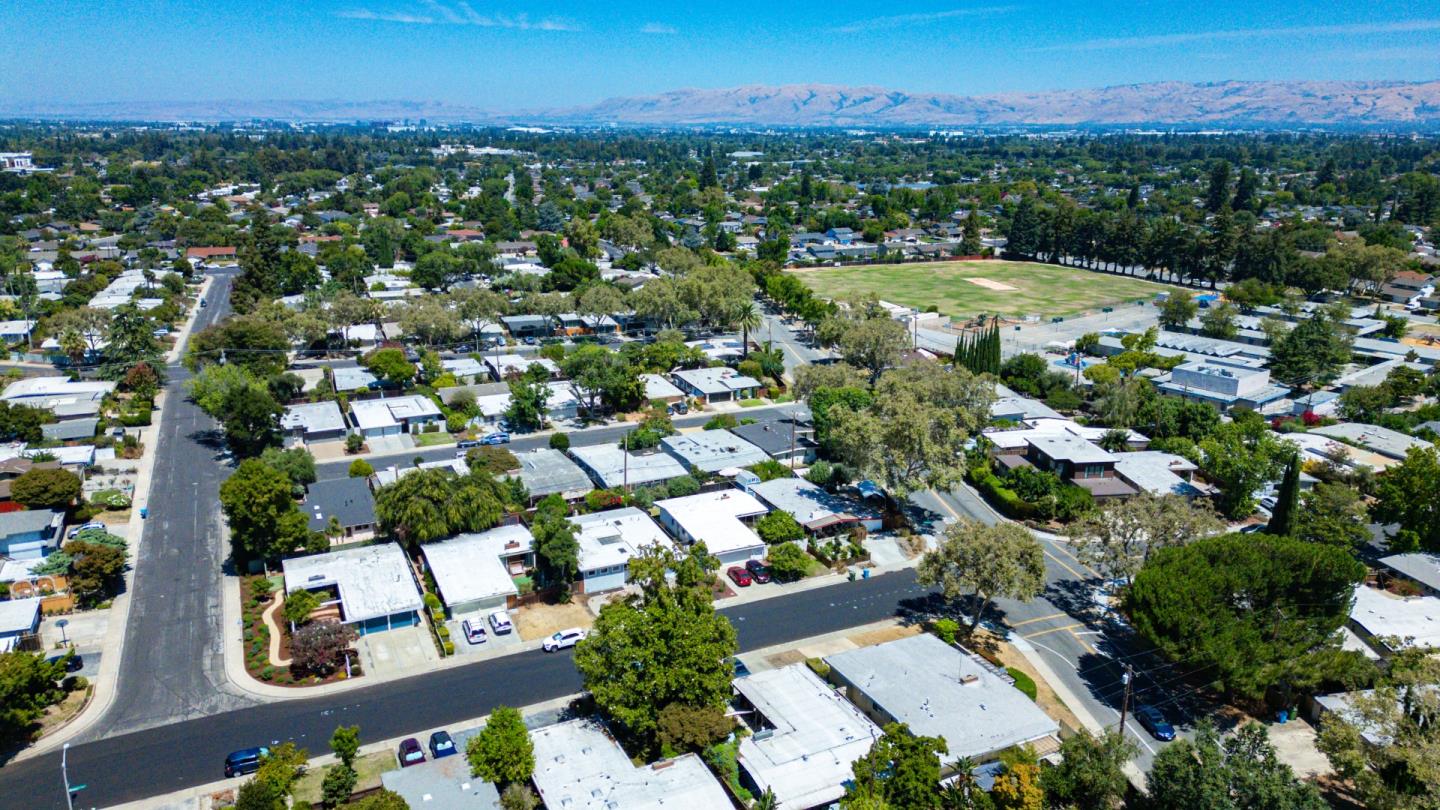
left=140, top=507, right=148, bottom=519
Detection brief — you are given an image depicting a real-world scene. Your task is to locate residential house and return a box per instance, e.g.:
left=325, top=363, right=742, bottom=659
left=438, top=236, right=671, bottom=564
left=421, top=524, right=534, bottom=615
left=670, top=367, right=762, bottom=403
left=661, top=430, right=770, bottom=474
left=0, top=597, right=41, bottom=653
left=639, top=373, right=685, bottom=405
left=568, top=444, right=689, bottom=490
left=0, top=510, right=64, bottom=560
left=379, top=736, right=502, bottom=810
left=500, top=314, right=549, bottom=339
left=349, top=395, right=444, bottom=438
left=0, top=377, right=115, bottom=420
left=568, top=508, right=674, bottom=593
left=730, top=417, right=818, bottom=466
left=1310, top=422, right=1433, bottom=462
left=484, top=355, right=560, bottom=382
left=1111, top=451, right=1210, bottom=498
left=824, top=634, right=1061, bottom=767
left=530, top=718, right=731, bottom=810
left=733, top=664, right=881, bottom=810
left=1380, top=271, right=1435, bottom=306
left=655, top=489, right=768, bottom=565
left=1348, top=583, right=1440, bottom=657
left=281, top=543, right=424, bottom=635
left=747, top=476, right=882, bottom=536
left=514, top=449, right=593, bottom=502
left=304, top=477, right=378, bottom=544
left=331, top=366, right=380, bottom=393
left=281, top=401, right=348, bottom=444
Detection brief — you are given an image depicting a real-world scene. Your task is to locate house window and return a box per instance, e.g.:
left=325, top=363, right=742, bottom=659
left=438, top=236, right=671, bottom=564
left=1083, top=464, right=1105, bottom=478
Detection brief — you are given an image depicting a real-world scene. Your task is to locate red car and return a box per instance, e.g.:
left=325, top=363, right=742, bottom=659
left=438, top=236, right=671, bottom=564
left=398, top=738, right=425, bottom=768
left=726, top=566, right=754, bottom=587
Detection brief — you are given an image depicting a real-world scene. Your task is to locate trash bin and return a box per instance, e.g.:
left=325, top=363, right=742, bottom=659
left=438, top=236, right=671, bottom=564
left=1277, top=709, right=1289, bottom=724
left=140, top=507, right=148, bottom=519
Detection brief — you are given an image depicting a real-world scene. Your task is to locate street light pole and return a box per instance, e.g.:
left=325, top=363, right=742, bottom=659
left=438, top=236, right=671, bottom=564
left=1117, top=664, right=1134, bottom=739
left=62, top=743, right=74, bottom=810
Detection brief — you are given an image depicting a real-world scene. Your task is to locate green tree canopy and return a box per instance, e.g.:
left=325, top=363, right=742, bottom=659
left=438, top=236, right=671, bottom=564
left=918, top=519, right=1045, bottom=633
left=1149, top=721, right=1326, bottom=810
left=466, top=705, right=534, bottom=784
left=10, top=467, right=81, bottom=510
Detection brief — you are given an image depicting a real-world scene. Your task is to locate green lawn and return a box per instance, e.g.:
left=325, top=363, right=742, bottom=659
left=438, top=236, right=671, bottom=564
left=413, top=431, right=457, bottom=447
left=790, top=260, right=1166, bottom=319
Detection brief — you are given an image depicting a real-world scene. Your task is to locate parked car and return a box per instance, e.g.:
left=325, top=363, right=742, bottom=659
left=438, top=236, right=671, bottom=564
left=488, top=610, right=514, bottom=635
left=745, top=559, right=772, bottom=584
left=523, top=336, right=538, bottom=346
left=67, top=521, right=106, bottom=539
left=429, top=730, right=457, bottom=759
left=224, top=747, right=269, bottom=778
left=480, top=431, right=511, bottom=445
left=727, top=566, right=754, bottom=587
left=1239, top=524, right=1267, bottom=534
left=730, top=657, right=751, bottom=678
left=46, top=653, right=83, bottom=673
left=398, top=738, right=426, bottom=767
left=543, top=628, right=587, bottom=652
left=461, top=619, right=487, bottom=645
left=199, top=298, right=208, bottom=308
left=1134, top=704, right=1176, bottom=741
left=456, top=439, right=481, bottom=450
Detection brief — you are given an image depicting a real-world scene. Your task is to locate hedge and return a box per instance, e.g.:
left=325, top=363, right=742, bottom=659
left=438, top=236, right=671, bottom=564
left=970, top=469, right=1039, bottom=520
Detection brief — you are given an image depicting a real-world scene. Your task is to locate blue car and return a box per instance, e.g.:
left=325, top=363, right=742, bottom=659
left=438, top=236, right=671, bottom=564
left=480, top=431, right=511, bottom=445
left=1134, top=704, right=1176, bottom=741
left=429, top=730, right=458, bottom=758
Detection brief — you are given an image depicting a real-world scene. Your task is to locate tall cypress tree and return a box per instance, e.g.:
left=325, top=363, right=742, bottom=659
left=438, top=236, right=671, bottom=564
left=1267, top=453, right=1301, bottom=536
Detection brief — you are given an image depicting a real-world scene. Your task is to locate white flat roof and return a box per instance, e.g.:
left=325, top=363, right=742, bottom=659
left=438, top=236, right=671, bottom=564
left=569, top=444, right=688, bottom=489
left=1112, top=451, right=1204, bottom=497
left=1350, top=584, right=1440, bottom=651
left=349, top=395, right=442, bottom=431
left=656, top=489, right=767, bottom=556
left=0, top=596, right=40, bottom=635
left=515, top=449, right=594, bottom=500
left=485, top=354, right=559, bottom=379
left=640, top=373, right=684, bottom=401
left=282, top=543, right=423, bottom=625
left=569, top=508, right=673, bottom=573
left=1028, top=434, right=1117, bottom=465
left=735, top=664, right=880, bottom=809
left=0, top=377, right=115, bottom=401
left=662, top=429, right=769, bottom=473
left=281, top=400, right=346, bottom=435
left=750, top=477, right=877, bottom=530
left=371, top=458, right=469, bottom=488
left=530, top=718, right=731, bottom=810
left=825, top=634, right=1059, bottom=762
left=421, top=525, right=533, bottom=609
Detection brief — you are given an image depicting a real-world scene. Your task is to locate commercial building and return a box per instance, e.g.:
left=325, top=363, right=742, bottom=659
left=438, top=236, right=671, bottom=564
left=281, top=401, right=348, bottom=444
left=421, top=524, right=534, bottom=615
left=662, top=429, right=770, bottom=474
left=568, top=444, right=689, bottom=490
left=514, top=449, right=594, bottom=502
left=1158, top=361, right=1290, bottom=412
left=568, top=508, right=674, bottom=593
left=281, top=543, right=424, bottom=636
left=530, top=718, right=731, bottom=810
left=655, top=489, right=767, bottom=565
left=734, top=664, right=881, bottom=809
left=824, top=634, right=1060, bottom=766
left=671, top=367, right=763, bottom=403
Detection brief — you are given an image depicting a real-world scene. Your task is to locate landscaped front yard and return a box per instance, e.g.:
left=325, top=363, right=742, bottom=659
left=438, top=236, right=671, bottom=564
left=790, top=259, right=1166, bottom=319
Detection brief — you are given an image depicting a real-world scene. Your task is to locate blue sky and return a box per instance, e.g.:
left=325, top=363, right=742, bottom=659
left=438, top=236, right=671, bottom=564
left=2, top=0, right=1437, bottom=108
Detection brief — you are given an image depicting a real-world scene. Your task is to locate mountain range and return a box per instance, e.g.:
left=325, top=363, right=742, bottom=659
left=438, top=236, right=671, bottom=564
left=6, top=80, right=1440, bottom=127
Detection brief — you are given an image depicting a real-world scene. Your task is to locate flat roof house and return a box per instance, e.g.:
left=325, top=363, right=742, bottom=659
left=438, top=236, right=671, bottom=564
left=671, top=367, right=763, bottom=403
left=514, top=448, right=593, bottom=502
left=662, top=429, right=770, bottom=474
left=304, top=477, right=378, bottom=544
left=639, top=373, right=685, bottom=404
left=824, top=634, right=1060, bottom=767
left=0, top=509, right=64, bottom=560
left=748, top=476, right=882, bottom=536
left=281, top=543, right=424, bottom=636
left=1310, top=422, right=1433, bottom=462
left=569, top=507, right=674, bottom=593
left=734, top=663, right=881, bottom=810
left=281, top=401, right=348, bottom=444
left=484, top=354, right=561, bottom=382
left=1348, top=584, right=1440, bottom=656
left=656, top=489, right=768, bottom=565
left=421, top=524, right=534, bottom=615
left=349, top=395, right=443, bottom=438
left=331, top=365, right=379, bottom=393
left=994, top=433, right=1139, bottom=500
left=500, top=314, right=549, bottom=339
left=568, top=444, right=689, bottom=490
left=530, top=718, right=731, bottom=810
left=1379, top=552, right=1440, bottom=597
left=730, top=417, right=819, bottom=465
left=1158, top=361, right=1290, bottom=413
left=379, top=743, right=502, bottom=810
left=0, top=377, right=116, bottom=420
left=1111, top=451, right=1208, bottom=498
left=0, top=597, right=41, bottom=653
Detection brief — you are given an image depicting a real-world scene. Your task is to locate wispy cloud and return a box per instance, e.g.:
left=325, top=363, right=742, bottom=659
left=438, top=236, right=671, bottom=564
left=640, top=22, right=678, bottom=35
left=338, top=1, right=580, bottom=31
left=829, top=6, right=1016, bottom=34
left=1328, top=45, right=1439, bottom=61
left=1035, top=19, right=1440, bottom=51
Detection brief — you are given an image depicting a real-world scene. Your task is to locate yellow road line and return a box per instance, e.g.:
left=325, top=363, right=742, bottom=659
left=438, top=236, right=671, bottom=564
left=1009, top=612, right=1068, bottom=627
left=1022, top=623, right=1082, bottom=639
left=1070, top=629, right=1098, bottom=654
left=1044, top=549, right=1088, bottom=581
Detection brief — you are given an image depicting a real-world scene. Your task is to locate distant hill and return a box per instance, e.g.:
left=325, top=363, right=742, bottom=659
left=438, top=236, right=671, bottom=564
left=6, top=80, right=1440, bottom=127
left=558, top=80, right=1440, bottom=127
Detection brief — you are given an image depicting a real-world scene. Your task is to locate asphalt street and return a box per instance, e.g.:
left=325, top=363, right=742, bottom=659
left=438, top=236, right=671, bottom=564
left=0, top=569, right=929, bottom=809
left=87, top=270, right=257, bottom=740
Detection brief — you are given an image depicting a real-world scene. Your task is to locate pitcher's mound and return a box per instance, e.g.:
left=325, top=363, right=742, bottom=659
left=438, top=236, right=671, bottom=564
left=965, top=277, right=1018, bottom=291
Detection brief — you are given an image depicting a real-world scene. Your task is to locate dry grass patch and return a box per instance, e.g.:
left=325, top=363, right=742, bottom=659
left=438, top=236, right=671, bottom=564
left=514, top=601, right=595, bottom=641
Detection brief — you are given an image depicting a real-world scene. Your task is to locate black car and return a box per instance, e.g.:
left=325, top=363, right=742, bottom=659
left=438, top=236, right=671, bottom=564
left=224, top=747, right=269, bottom=778
left=1134, top=704, right=1176, bottom=741
left=429, top=730, right=458, bottom=758
left=47, top=653, right=83, bottom=673
left=745, top=559, right=772, bottom=584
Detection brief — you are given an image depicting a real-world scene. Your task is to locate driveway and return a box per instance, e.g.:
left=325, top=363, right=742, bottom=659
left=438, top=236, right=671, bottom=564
left=356, top=625, right=440, bottom=678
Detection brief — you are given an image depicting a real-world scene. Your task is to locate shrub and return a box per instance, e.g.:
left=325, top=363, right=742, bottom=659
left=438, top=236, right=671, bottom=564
left=549, top=432, right=570, bottom=451
left=344, top=433, right=364, bottom=454
left=805, top=657, right=831, bottom=679
left=436, top=625, right=450, bottom=640
left=348, top=459, right=374, bottom=478
left=767, top=541, right=811, bottom=581
left=422, top=592, right=443, bottom=610
left=932, top=618, right=960, bottom=645
left=656, top=704, right=733, bottom=753
left=442, top=640, right=455, bottom=656
left=445, top=412, right=469, bottom=433
left=666, top=475, right=699, bottom=498
left=755, top=511, right=805, bottom=545
left=703, top=414, right=737, bottom=431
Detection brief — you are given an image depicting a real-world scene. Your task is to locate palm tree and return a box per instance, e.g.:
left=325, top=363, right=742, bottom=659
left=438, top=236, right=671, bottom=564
left=735, top=302, right=762, bottom=358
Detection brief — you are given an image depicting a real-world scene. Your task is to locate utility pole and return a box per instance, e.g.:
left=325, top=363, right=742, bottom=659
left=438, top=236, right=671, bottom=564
left=61, top=743, right=75, bottom=810
left=622, top=430, right=629, bottom=495
left=1117, top=664, right=1134, bottom=739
